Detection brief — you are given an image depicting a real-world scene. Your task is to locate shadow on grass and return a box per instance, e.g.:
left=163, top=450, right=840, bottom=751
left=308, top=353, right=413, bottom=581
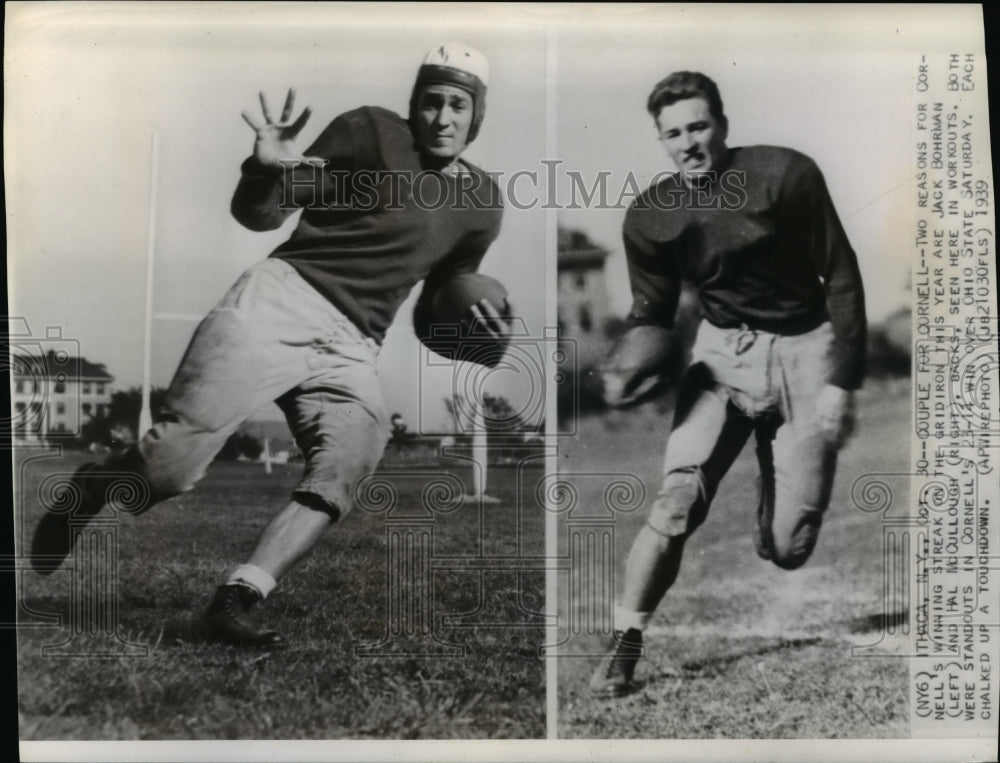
left=612, top=636, right=825, bottom=697
left=158, top=617, right=211, bottom=646
left=679, top=636, right=823, bottom=677
left=846, top=610, right=908, bottom=634
left=632, top=609, right=910, bottom=690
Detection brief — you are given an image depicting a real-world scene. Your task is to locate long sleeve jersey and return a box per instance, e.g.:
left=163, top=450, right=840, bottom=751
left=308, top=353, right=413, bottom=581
left=231, top=106, right=503, bottom=344
left=623, top=145, right=867, bottom=390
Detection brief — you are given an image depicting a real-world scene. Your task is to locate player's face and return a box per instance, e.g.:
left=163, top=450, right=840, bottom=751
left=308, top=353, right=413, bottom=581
left=414, top=85, right=474, bottom=161
left=654, top=96, right=728, bottom=180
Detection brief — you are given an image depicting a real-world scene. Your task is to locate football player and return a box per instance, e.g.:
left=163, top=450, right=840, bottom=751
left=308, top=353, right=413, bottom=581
left=590, top=71, right=866, bottom=696
left=31, top=42, right=511, bottom=647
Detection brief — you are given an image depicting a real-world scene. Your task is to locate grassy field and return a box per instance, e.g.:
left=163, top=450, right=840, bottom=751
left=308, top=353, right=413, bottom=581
left=557, top=377, right=912, bottom=738
left=15, top=455, right=546, bottom=740
left=14, top=379, right=913, bottom=740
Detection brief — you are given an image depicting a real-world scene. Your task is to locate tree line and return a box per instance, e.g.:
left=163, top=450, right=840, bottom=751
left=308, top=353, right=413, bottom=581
left=80, top=387, right=262, bottom=460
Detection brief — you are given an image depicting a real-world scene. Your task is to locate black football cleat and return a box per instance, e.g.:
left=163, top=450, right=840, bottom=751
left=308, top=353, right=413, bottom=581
left=30, top=463, right=107, bottom=575
left=589, top=628, right=644, bottom=698
left=752, top=508, right=775, bottom=561
left=202, top=584, right=287, bottom=649
left=753, top=426, right=777, bottom=561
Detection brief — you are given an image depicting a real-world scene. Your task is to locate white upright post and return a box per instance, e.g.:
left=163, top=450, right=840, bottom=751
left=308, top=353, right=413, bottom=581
left=449, top=394, right=465, bottom=434
left=138, top=132, right=159, bottom=439
left=464, top=396, right=499, bottom=504
left=471, top=403, right=487, bottom=497
left=263, top=436, right=272, bottom=475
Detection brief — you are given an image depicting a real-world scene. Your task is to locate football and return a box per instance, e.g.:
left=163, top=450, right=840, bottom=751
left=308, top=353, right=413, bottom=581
left=431, top=273, right=510, bottom=328
left=424, top=273, right=512, bottom=366
left=600, top=324, right=676, bottom=407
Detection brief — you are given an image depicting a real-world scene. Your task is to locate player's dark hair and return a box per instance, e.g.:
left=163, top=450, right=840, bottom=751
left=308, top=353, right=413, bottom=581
left=647, top=71, right=726, bottom=125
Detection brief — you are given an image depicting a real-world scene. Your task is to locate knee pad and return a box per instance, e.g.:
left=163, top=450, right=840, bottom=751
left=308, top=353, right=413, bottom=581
left=647, top=468, right=704, bottom=537
left=293, top=489, right=343, bottom=521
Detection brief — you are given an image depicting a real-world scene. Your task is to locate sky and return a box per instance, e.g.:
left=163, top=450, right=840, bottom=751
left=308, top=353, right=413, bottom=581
left=6, top=3, right=989, bottom=430
left=555, top=6, right=948, bottom=322
left=6, top=3, right=548, bottom=431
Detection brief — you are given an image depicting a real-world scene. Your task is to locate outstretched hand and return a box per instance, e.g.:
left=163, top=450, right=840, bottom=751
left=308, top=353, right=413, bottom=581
left=241, top=88, right=314, bottom=168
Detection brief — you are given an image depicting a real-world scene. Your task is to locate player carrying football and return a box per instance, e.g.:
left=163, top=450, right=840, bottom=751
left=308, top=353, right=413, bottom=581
left=590, top=71, right=867, bottom=696
left=31, top=42, right=510, bottom=647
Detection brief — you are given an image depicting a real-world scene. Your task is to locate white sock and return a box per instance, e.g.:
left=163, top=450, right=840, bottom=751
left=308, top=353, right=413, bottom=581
left=226, top=564, right=276, bottom=599
left=615, top=606, right=653, bottom=632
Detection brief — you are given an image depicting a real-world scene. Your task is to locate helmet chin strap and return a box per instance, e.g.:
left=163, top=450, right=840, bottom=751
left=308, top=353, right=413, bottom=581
left=408, top=43, right=489, bottom=163
left=411, top=64, right=486, bottom=141
left=410, top=42, right=489, bottom=142
left=408, top=72, right=487, bottom=145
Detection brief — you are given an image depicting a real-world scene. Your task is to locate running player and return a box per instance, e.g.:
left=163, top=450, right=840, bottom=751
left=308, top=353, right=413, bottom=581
left=31, top=42, right=510, bottom=648
left=591, top=70, right=866, bottom=696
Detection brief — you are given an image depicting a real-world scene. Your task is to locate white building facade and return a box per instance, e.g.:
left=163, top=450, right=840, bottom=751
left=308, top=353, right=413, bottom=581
left=10, top=350, right=114, bottom=441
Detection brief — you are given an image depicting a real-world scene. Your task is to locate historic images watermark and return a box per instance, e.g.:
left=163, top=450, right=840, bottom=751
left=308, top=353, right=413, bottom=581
left=275, top=159, right=750, bottom=213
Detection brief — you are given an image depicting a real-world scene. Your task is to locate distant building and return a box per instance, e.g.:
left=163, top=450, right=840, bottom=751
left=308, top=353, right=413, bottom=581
left=557, top=227, right=611, bottom=366
left=10, top=350, right=114, bottom=440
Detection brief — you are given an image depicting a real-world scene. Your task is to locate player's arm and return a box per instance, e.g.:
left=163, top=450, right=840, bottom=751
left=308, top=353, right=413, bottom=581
left=791, top=157, right=868, bottom=442
left=231, top=89, right=353, bottom=232
left=414, top=218, right=509, bottom=365
left=601, top=219, right=682, bottom=408
left=413, top=211, right=504, bottom=342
